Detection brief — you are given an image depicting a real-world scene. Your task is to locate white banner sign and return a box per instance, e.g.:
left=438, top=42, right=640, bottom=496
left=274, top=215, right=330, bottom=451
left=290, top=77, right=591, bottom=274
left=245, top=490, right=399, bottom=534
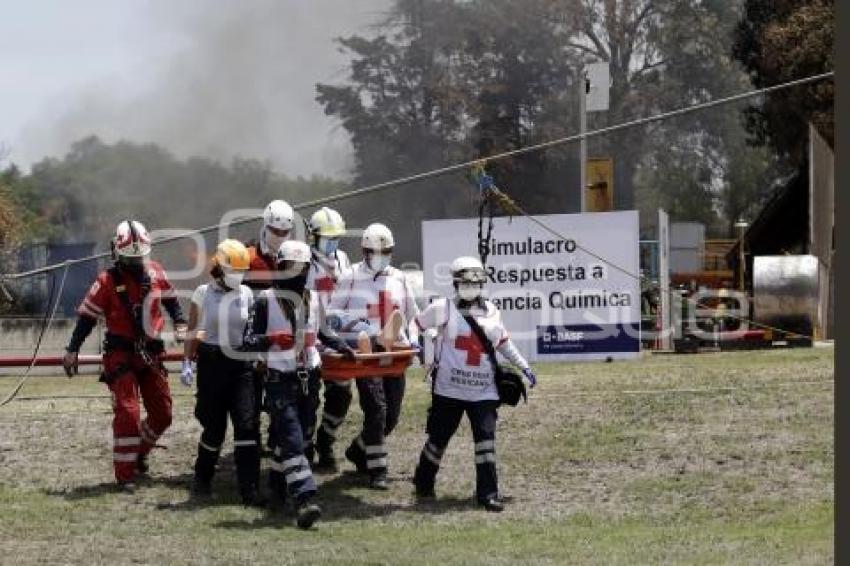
left=422, top=211, right=641, bottom=362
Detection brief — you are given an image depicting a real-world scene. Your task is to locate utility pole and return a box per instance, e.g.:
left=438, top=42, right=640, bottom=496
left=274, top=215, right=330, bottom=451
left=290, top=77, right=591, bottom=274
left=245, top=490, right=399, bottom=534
left=579, top=62, right=610, bottom=213
left=579, top=73, right=589, bottom=213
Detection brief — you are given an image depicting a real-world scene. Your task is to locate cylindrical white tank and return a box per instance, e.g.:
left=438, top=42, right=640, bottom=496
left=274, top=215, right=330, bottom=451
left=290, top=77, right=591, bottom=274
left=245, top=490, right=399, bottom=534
left=753, top=255, right=819, bottom=341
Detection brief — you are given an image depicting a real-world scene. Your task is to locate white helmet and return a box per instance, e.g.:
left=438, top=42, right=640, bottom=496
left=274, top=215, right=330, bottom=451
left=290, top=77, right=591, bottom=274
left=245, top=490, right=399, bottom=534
left=113, top=220, right=151, bottom=259
left=260, top=199, right=295, bottom=255
left=451, top=256, right=486, bottom=283
left=361, top=223, right=394, bottom=250
left=275, top=240, right=311, bottom=266
left=309, top=207, right=346, bottom=238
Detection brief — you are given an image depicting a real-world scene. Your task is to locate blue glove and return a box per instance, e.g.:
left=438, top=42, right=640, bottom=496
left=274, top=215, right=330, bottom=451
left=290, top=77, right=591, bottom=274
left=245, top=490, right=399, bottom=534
left=522, top=368, right=537, bottom=389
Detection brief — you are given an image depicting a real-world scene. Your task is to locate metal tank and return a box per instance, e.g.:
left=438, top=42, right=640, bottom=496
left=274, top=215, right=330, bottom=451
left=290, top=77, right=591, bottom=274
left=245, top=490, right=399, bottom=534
left=753, top=255, right=819, bottom=342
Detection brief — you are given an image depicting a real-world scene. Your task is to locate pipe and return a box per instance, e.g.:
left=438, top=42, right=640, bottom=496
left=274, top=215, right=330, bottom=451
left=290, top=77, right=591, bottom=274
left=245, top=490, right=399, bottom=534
left=0, top=352, right=184, bottom=368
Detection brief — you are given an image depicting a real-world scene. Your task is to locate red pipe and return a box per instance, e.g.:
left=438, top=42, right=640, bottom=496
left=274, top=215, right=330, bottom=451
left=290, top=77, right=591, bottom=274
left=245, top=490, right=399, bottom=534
left=0, top=352, right=184, bottom=368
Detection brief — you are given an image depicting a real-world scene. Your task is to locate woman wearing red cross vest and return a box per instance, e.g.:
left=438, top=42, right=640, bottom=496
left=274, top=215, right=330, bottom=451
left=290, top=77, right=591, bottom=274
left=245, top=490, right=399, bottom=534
left=326, top=223, right=420, bottom=489
left=63, top=220, right=186, bottom=492
left=413, top=256, right=536, bottom=512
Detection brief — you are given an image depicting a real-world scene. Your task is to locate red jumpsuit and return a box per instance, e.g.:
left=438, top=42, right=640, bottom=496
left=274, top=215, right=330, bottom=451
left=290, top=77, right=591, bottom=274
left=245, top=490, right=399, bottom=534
left=73, top=261, right=183, bottom=482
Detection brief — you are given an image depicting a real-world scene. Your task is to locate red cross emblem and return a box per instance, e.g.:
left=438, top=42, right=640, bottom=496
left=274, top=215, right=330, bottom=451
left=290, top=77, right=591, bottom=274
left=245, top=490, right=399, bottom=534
left=315, top=276, right=335, bottom=293
left=454, top=333, right=485, bottom=366
left=367, top=290, right=395, bottom=325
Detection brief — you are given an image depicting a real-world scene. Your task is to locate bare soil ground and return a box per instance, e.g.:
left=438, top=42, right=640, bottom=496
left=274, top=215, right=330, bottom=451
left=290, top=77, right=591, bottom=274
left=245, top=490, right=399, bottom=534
left=0, top=347, right=833, bottom=565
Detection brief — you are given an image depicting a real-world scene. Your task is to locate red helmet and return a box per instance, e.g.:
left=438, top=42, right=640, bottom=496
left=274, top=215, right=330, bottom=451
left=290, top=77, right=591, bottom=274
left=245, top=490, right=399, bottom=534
left=112, top=220, right=152, bottom=259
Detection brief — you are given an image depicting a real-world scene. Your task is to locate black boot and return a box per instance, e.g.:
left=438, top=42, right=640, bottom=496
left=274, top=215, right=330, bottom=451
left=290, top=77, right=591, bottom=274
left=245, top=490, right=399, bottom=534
left=344, top=443, right=367, bottom=474
left=190, top=479, right=212, bottom=498
left=369, top=471, right=389, bottom=491
left=478, top=496, right=504, bottom=513
left=240, top=485, right=268, bottom=508
left=136, top=453, right=149, bottom=476
left=315, top=452, right=337, bottom=472
left=295, top=498, right=322, bottom=529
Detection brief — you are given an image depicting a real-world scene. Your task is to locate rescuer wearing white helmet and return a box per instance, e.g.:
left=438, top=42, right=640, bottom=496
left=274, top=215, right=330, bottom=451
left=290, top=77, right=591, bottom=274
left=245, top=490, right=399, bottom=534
left=242, top=240, right=355, bottom=528
left=412, top=256, right=537, bottom=512
left=242, top=199, right=297, bottom=454
left=326, top=222, right=420, bottom=489
left=181, top=239, right=264, bottom=506
left=303, top=207, right=354, bottom=470
left=62, top=220, right=187, bottom=492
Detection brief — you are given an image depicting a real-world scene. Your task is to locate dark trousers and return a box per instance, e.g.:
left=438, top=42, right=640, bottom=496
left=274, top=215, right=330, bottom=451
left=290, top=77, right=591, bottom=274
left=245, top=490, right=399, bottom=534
left=193, top=344, right=260, bottom=496
left=346, top=375, right=406, bottom=477
left=265, top=368, right=319, bottom=502
left=315, top=379, right=353, bottom=457
left=413, top=394, right=499, bottom=501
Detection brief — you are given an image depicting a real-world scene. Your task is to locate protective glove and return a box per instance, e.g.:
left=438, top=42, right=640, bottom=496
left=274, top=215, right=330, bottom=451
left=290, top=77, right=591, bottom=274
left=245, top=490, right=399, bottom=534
left=267, top=331, right=294, bottom=350
left=63, top=350, right=79, bottom=378
left=180, top=358, right=196, bottom=387
left=522, top=368, right=537, bottom=389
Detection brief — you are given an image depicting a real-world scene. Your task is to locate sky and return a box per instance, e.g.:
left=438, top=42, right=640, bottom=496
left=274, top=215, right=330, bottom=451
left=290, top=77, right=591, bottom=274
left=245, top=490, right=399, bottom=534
left=0, top=0, right=389, bottom=178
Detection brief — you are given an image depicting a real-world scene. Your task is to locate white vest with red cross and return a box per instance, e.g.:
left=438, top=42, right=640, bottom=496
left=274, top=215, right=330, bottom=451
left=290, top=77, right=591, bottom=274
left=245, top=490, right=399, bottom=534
left=416, top=298, right=509, bottom=402
left=261, top=289, right=321, bottom=372
left=306, top=249, right=351, bottom=312
left=328, top=261, right=419, bottom=344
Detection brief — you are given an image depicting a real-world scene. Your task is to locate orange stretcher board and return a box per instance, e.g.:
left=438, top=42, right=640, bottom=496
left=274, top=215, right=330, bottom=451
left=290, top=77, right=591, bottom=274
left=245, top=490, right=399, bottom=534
left=320, top=349, right=416, bottom=380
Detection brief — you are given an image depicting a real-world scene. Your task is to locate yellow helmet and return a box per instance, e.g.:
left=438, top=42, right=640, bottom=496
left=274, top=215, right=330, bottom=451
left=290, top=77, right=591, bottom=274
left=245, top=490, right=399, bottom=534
left=215, top=239, right=250, bottom=271
left=308, top=207, right=346, bottom=238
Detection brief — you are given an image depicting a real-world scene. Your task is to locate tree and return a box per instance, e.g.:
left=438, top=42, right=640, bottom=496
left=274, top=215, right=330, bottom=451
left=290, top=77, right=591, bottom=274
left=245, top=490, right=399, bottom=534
left=733, top=0, right=833, bottom=164
left=318, top=0, right=780, bottom=257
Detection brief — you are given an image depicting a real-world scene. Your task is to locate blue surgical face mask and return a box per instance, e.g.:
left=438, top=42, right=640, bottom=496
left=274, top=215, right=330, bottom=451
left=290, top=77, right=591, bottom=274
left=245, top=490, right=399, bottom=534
left=317, top=237, right=340, bottom=256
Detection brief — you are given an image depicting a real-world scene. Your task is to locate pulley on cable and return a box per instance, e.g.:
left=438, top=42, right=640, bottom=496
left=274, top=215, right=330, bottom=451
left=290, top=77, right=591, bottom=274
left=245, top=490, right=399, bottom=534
left=468, top=160, right=522, bottom=268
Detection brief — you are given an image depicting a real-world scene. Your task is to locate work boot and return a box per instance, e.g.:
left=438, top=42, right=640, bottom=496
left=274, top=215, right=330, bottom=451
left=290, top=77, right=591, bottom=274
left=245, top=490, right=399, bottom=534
left=314, top=450, right=338, bottom=473
left=136, top=453, right=149, bottom=476
left=412, top=477, right=436, bottom=501
left=240, top=486, right=268, bottom=508
left=369, top=472, right=389, bottom=491
left=117, top=480, right=137, bottom=494
left=190, top=479, right=212, bottom=498
left=295, top=499, right=322, bottom=530
left=477, top=496, right=504, bottom=513
left=304, top=444, right=316, bottom=466
left=344, top=443, right=368, bottom=474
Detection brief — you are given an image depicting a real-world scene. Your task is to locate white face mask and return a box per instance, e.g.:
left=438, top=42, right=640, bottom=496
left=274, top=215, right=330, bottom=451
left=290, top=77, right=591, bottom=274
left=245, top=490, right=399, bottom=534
left=221, top=270, right=244, bottom=290
left=457, top=282, right=483, bottom=301
left=367, top=253, right=392, bottom=272
left=261, top=227, right=290, bottom=255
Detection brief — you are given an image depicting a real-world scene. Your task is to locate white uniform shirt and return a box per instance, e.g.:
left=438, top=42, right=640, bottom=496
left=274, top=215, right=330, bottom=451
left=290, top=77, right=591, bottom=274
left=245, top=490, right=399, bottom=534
left=328, top=261, right=420, bottom=343
left=261, top=289, right=322, bottom=372
left=191, top=283, right=253, bottom=349
left=416, top=298, right=510, bottom=402
left=306, top=249, right=351, bottom=312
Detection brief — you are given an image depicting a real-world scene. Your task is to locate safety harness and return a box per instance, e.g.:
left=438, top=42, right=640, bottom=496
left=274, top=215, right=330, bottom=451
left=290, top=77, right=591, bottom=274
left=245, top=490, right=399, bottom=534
left=101, top=266, right=164, bottom=382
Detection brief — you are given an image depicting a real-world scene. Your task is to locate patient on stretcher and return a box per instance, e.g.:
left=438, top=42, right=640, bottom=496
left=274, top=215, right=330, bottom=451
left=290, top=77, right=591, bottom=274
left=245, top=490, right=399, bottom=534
left=325, top=310, right=408, bottom=354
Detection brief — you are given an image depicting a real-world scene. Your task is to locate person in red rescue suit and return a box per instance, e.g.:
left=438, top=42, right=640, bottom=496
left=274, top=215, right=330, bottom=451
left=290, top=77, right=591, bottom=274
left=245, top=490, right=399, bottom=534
left=326, top=223, right=420, bottom=490
left=304, top=207, right=352, bottom=470
left=242, top=199, right=297, bottom=453
left=413, top=256, right=537, bottom=512
left=63, top=220, right=187, bottom=492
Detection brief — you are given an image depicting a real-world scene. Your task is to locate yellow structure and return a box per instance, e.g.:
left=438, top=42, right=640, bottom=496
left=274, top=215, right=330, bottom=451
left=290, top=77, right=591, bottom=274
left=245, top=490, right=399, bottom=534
left=586, top=158, right=614, bottom=212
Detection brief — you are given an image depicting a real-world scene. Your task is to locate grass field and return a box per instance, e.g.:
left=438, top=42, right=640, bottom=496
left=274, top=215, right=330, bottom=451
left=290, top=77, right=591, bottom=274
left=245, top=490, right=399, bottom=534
left=0, top=347, right=834, bottom=565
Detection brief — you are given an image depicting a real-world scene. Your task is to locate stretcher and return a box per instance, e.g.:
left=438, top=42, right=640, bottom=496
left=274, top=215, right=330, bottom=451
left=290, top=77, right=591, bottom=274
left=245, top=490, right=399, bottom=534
left=320, top=349, right=417, bottom=380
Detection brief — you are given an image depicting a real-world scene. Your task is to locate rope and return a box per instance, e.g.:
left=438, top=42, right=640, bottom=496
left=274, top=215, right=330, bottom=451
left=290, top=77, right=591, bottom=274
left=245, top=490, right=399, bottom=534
left=0, top=71, right=833, bottom=283
left=0, top=262, right=70, bottom=407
